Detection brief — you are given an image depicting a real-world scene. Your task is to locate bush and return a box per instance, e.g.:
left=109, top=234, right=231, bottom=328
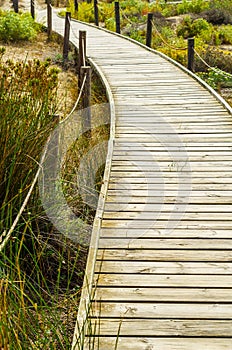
left=177, top=16, right=213, bottom=39
left=218, top=25, right=232, bottom=44
left=0, top=11, right=40, bottom=42
left=177, top=0, right=209, bottom=15
left=198, top=68, right=232, bottom=90
left=194, top=46, right=232, bottom=73
left=209, top=0, right=232, bottom=16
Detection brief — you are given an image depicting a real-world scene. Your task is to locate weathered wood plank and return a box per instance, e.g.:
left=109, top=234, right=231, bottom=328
left=101, top=219, right=232, bottom=229
left=100, top=227, right=232, bottom=239
left=97, top=249, right=232, bottom=261
left=83, top=337, right=232, bottom=350
left=95, top=261, right=232, bottom=274
left=103, top=204, right=232, bottom=213
left=94, top=287, right=232, bottom=302
left=91, top=337, right=232, bottom=350
left=105, top=196, right=232, bottom=204
left=102, top=211, right=232, bottom=220
left=92, top=301, right=232, bottom=318
left=88, top=319, right=232, bottom=337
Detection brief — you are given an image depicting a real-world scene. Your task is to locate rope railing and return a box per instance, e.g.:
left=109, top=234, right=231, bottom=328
left=60, top=73, right=87, bottom=125
left=0, top=142, right=49, bottom=253
left=194, top=47, right=232, bottom=80
left=151, top=20, right=187, bottom=51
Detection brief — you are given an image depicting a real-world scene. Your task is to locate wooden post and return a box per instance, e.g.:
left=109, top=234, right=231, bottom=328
left=94, top=0, right=99, bottom=26
left=63, top=12, right=71, bottom=62
left=146, top=13, right=153, bottom=47
left=188, top=37, right=195, bottom=72
left=80, top=66, right=91, bottom=134
left=115, top=1, right=120, bottom=34
left=47, top=0, right=52, bottom=38
left=31, top=0, right=35, bottom=19
left=78, top=30, right=87, bottom=89
left=74, top=0, right=78, bottom=12
left=13, top=0, right=18, bottom=13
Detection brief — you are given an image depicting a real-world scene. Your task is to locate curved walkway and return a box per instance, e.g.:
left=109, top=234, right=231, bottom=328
left=38, top=10, right=232, bottom=350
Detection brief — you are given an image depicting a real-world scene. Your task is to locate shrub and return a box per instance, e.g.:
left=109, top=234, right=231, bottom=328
left=0, top=11, right=40, bottom=42
left=194, top=46, right=232, bottom=73
left=177, top=16, right=213, bottom=39
left=209, top=0, right=232, bottom=16
left=198, top=68, right=232, bottom=90
left=218, top=25, right=232, bottom=44
left=177, top=0, right=209, bottom=15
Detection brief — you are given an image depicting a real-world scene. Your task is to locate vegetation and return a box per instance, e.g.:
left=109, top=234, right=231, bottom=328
left=0, top=11, right=41, bottom=41
left=0, top=45, right=81, bottom=349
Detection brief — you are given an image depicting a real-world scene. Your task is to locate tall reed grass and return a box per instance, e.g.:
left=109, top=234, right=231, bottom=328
left=0, top=46, right=89, bottom=349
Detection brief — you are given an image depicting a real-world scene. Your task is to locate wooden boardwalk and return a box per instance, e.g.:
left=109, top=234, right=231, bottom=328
left=38, top=11, right=232, bottom=349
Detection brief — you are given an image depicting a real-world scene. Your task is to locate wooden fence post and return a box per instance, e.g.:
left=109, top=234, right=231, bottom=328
left=31, top=0, right=35, bottom=19
left=80, top=66, right=91, bottom=134
left=188, top=37, right=195, bottom=72
left=146, top=13, right=153, bottom=47
left=13, top=0, right=18, bottom=13
left=47, top=0, right=52, bottom=38
left=74, top=0, right=78, bottom=12
left=78, top=30, right=87, bottom=89
left=115, top=1, right=120, bottom=34
left=94, top=0, right=99, bottom=26
left=63, top=12, right=71, bottom=62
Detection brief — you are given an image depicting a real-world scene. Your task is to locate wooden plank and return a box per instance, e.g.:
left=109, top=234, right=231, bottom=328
left=89, top=319, right=232, bottom=337
left=102, top=211, right=232, bottom=220
left=104, top=203, right=232, bottom=213
left=95, top=261, right=232, bottom=274
left=107, top=185, right=232, bottom=191
left=110, top=165, right=232, bottom=172
left=109, top=175, right=232, bottom=183
left=105, top=196, right=232, bottom=205
left=115, top=127, right=232, bottom=133
left=100, top=228, right=232, bottom=239
left=109, top=172, right=231, bottom=179
left=92, top=301, right=232, bottom=318
left=94, top=287, right=232, bottom=302
left=114, top=143, right=232, bottom=148
left=112, top=155, right=232, bottom=161
left=83, top=337, right=232, bottom=350
left=97, top=249, right=232, bottom=261
left=98, top=238, right=232, bottom=249
left=101, top=219, right=232, bottom=229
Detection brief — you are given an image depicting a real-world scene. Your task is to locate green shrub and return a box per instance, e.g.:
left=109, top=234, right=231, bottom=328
left=0, top=11, right=40, bottom=42
left=194, top=46, right=232, bottom=73
left=209, top=0, right=232, bottom=16
left=198, top=68, right=232, bottom=90
left=177, top=0, right=209, bottom=15
left=177, top=16, right=213, bottom=39
left=218, top=25, right=232, bottom=44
